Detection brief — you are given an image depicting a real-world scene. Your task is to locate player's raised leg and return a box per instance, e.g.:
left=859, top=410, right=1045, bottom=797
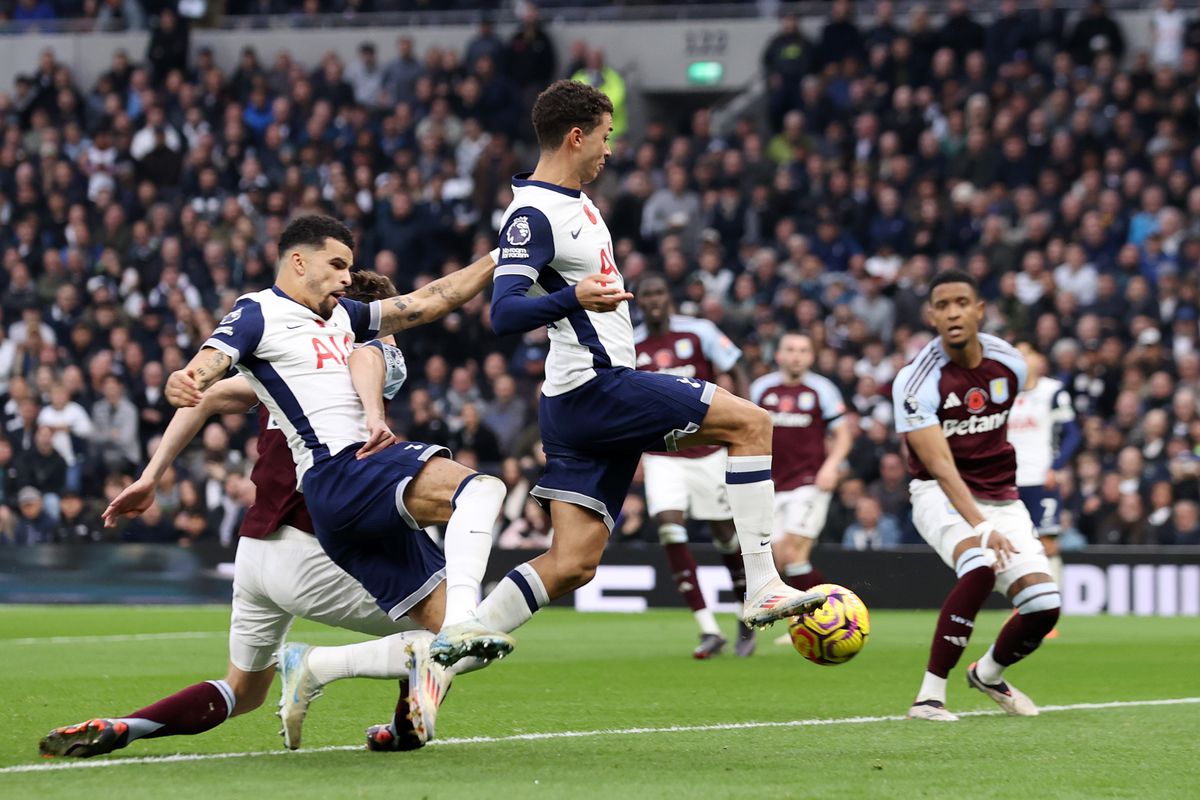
left=678, top=388, right=826, bottom=628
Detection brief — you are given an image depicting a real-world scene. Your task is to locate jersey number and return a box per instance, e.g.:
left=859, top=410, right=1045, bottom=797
left=600, top=247, right=620, bottom=277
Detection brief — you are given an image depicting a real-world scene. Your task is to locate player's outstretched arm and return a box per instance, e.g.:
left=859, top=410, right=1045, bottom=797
left=815, top=420, right=855, bottom=492
left=491, top=273, right=633, bottom=335
left=103, top=377, right=257, bottom=526
left=905, top=425, right=1019, bottom=561
left=167, top=347, right=234, bottom=407
left=348, top=344, right=398, bottom=459
left=375, top=252, right=496, bottom=337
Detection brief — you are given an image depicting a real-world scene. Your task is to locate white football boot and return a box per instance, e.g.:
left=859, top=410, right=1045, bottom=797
left=966, top=662, right=1039, bottom=716
left=742, top=578, right=826, bottom=629
left=907, top=700, right=960, bottom=722
left=429, top=614, right=515, bottom=667
left=405, top=636, right=454, bottom=745
left=277, top=642, right=324, bottom=750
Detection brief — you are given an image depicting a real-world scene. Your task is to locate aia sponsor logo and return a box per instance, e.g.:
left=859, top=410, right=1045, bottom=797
left=964, top=387, right=988, bottom=414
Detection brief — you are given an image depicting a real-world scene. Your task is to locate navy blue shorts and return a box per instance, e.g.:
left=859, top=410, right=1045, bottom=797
left=302, top=442, right=449, bottom=620
left=534, top=367, right=715, bottom=530
left=1018, top=486, right=1062, bottom=535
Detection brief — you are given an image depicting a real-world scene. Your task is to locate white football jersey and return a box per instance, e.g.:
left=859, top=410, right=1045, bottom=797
left=1008, top=376, right=1075, bottom=487
left=492, top=174, right=635, bottom=396
left=204, top=286, right=382, bottom=484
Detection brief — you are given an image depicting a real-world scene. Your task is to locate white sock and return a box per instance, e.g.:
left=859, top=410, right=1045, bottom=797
left=475, top=563, right=549, bottom=634
left=974, top=645, right=1005, bottom=685
left=443, top=475, right=505, bottom=626
left=1048, top=553, right=1063, bottom=588
left=916, top=671, right=948, bottom=704
left=305, top=632, right=427, bottom=684
left=694, top=608, right=720, bottom=636
left=725, top=456, right=780, bottom=596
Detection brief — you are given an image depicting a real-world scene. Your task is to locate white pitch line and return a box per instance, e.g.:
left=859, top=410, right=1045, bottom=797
left=4, top=632, right=227, bottom=646
left=2, top=696, right=1196, bottom=776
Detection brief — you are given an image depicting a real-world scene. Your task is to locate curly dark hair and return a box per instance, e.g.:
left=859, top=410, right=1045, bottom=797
left=531, top=79, right=614, bottom=151
left=346, top=270, right=398, bottom=303
left=278, top=215, right=355, bottom=256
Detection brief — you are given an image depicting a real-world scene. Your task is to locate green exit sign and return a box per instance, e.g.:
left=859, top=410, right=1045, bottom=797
left=687, top=61, right=724, bottom=85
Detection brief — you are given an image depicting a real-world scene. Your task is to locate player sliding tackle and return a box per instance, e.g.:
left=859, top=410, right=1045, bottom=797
left=893, top=270, right=1061, bottom=721
left=165, top=217, right=512, bottom=745
left=464, top=79, right=825, bottom=648
left=38, top=271, right=476, bottom=758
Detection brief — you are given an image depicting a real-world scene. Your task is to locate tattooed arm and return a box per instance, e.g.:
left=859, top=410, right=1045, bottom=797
left=165, top=348, right=234, bottom=407
left=374, top=252, right=496, bottom=337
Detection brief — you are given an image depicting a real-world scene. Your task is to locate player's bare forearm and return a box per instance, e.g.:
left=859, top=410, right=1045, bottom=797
left=824, top=420, right=854, bottom=468
left=191, top=348, right=233, bottom=390
left=145, top=378, right=256, bottom=481
left=905, top=425, right=987, bottom=527
left=349, top=346, right=388, bottom=422
left=377, top=252, right=496, bottom=336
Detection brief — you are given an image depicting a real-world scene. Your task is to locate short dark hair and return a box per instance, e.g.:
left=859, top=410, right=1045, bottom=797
left=278, top=215, right=354, bottom=258
left=347, top=269, right=397, bottom=303
left=928, top=269, right=980, bottom=298
left=531, top=79, right=614, bottom=151
left=637, top=271, right=669, bottom=292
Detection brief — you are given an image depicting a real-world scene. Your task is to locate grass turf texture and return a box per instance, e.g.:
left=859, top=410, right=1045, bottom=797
left=1, top=606, right=1196, bottom=799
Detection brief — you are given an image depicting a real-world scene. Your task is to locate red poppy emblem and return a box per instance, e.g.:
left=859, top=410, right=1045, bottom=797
left=965, top=387, right=988, bottom=414
left=583, top=205, right=597, bottom=225
left=654, top=349, right=674, bottom=368
left=780, top=395, right=797, bottom=412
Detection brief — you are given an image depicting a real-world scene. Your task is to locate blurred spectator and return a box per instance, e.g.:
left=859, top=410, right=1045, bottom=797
left=15, top=427, right=66, bottom=515
left=571, top=49, right=626, bottom=140
left=10, top=486, right=56, bottom=544
left=53, top=490, right=108, bottom=543
left=1068, top=0, right=1125, bottom=66
left=498, top=496, right=552, bottom=550
left=842, top=496, right=901, bottom=550
left=146, top=7, right=190, bottom=84
left=345, top=42, right=384, bottom=108
left=90, top=374, right=140, bottom=474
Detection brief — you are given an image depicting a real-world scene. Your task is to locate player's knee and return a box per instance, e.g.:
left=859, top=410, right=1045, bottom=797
left=455, top=473, right=506, bottom=510
left=739, top=404, right=773, bottom=448
left=658, top=522, right=688, bottom=546
left=1010, top=580, right=1061, bottom=617
left=557, top=552, right=602, bottom=590
left=954, top=547, right=996, bottom=588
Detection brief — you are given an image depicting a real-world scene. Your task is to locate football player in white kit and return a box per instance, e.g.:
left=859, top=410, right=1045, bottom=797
left=39, top=271, right=483, bottom=757
left=164, top=217, right=513, bottom=747
left=1008, top=342, right=1081, bottom=611
left=473, top=80, right=825, bottom=649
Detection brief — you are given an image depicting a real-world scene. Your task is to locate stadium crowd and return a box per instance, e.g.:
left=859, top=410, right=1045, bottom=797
left=2, top=0, right=1200, bottom=550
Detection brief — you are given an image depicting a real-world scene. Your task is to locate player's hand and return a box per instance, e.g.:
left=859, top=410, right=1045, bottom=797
left=166, top=368, right=204, bottom=408
left=357, top=416, right=398, bottom=460
left=974, top=520, right=1019, bottom=569
left=101, top=477, right=156, bottom=528
left=1044, top=470, right=1059, bottom=491
left=575, top=274, right=633, bottom=312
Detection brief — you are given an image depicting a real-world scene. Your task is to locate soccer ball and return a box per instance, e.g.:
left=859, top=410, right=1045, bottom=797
left=787, top=583, right=870, bottom=665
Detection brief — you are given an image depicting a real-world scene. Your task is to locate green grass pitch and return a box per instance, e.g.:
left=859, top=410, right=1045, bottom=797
left=1, top=605, right=1197, bottom=799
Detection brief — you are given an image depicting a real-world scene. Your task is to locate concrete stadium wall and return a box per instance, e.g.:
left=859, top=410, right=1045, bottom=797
left=2, top=10, right=1159, bottom=98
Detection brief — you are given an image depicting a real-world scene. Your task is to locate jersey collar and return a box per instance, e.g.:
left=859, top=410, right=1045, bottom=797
left=271, top=285, right=330, bottom=319
left=512, top=171, right=581, bottom=198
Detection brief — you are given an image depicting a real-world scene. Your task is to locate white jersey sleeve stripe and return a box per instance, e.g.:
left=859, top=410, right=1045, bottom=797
left=496, top=265, right=540, bottom=281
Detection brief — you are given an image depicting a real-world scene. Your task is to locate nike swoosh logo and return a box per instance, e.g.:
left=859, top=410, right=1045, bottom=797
left=286, top=323, right=305, bottom=329
left=570, top=227, right=582, bottom=239
left=759, top=538, right=772, bottom=548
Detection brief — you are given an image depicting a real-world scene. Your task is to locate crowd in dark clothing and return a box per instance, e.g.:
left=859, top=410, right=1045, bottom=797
left=2, top=1, right=1200, bottom=549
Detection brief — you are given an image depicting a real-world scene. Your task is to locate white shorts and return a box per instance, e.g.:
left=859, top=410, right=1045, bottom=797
left=909, top=479, right=1051, bottom=595
left=228, top=525, right=415, bottom=672
left=642, top=450, right=732, bottom=521
left=773, top=484, right=832, bottom=540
